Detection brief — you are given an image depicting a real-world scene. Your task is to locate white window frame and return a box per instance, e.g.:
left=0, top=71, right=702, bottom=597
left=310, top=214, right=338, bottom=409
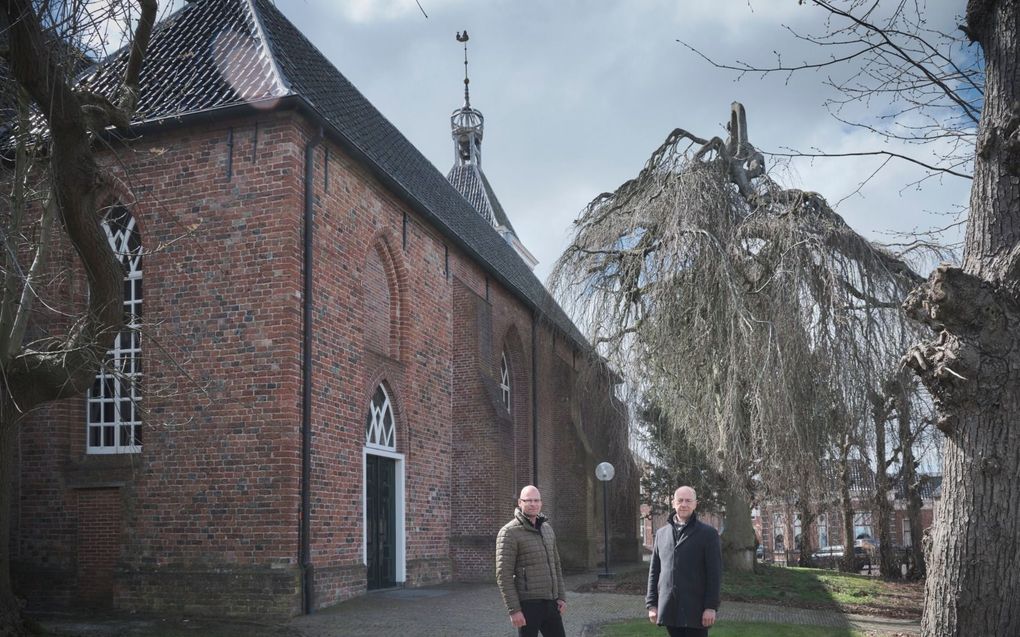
left=87, top=207, right=142, bottom=454
left=817, top=513, right=829, bottom=548
left=853, top=511, right=873, bottom=540
left=362, top=384, right=405, bottom=583
left=499, top=351, right=511, bottom=411
left=773, top=513, right=785, bottom=552
left=365, top=385, right=396, bottom=451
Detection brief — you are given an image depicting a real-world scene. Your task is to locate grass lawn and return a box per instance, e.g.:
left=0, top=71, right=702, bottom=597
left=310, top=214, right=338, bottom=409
left=723, top=565, right=921, bottom=618
left=578, top=563, right=922, bottom=619
left=725, top=565, right=881, bottom=605
left=599, top=619, right=865, bottom=637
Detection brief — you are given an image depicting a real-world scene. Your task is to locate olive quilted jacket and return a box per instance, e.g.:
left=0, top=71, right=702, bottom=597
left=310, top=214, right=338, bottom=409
left=495, top=508, right=566, bottom=613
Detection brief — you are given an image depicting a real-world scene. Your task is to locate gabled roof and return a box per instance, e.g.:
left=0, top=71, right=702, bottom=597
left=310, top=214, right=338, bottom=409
left=80, top=0, right=587, bottom=347
left=85, top=0, right=289, bottom=118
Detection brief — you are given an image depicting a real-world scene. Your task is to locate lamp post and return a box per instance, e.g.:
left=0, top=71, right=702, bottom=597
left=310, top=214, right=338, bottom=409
left=595, top=461, right=615, bottom=578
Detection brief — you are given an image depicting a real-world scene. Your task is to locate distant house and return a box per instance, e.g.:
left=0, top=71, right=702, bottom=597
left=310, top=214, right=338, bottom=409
left=9, top=0, right=638, bottom=618
left=752, top=462, right=940, bottom=565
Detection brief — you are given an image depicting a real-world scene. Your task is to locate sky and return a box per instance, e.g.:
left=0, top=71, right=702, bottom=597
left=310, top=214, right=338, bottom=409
left=255, top=0, right=974, bottom=284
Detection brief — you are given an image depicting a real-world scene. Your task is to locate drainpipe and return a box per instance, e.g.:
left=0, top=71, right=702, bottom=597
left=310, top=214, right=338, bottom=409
left=531, top=311, right=538, bottom=484
left=301, top=127, right=324, bottom=614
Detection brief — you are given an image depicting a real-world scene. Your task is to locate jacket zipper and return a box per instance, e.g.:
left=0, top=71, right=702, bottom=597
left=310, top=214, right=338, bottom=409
left=540, top=528, right=555, bottom=590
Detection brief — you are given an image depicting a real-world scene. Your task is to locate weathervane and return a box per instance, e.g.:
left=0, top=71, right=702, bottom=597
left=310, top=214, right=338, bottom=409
left=456, top=30, right=471, bottom=107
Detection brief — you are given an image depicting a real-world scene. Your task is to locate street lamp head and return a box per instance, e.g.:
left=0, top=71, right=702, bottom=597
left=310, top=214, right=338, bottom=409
left=595, top=461, right=615, bottom=482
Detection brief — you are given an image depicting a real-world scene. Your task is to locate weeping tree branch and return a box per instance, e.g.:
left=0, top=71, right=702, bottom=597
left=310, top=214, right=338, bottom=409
left=552, top=103, right=926, bottom=507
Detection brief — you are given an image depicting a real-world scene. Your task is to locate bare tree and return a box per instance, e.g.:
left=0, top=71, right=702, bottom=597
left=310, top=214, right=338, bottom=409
left=685, top=1, right=1019, bottom=632
left=0, top=0, right=156, bottom=633
left=868, top=381, right=897, bottom=577
left=893, top=372, right=933, bottom=580
left=551, top=102, right=922, bottom=572
left=681, top=0, right=979, bottom=201
left=862, top=366, right=935, bottom=579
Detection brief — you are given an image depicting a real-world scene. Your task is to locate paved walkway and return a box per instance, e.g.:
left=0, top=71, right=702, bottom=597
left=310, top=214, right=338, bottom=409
left=289, top=570, right=920, bottom=636
left=37, top=567, right=921, bottom=636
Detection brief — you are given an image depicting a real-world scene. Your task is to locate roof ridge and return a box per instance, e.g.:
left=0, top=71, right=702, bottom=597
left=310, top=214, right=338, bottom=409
left=242, top=0, right=291, bottom=95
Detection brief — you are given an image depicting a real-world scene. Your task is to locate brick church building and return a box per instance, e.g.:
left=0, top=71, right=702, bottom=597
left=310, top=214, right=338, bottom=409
left=10, top=0, right=638, bottom=617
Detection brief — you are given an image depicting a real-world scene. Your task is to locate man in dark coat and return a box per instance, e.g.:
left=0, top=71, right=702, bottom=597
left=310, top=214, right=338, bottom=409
left=645, top=486, right=722, bottom=636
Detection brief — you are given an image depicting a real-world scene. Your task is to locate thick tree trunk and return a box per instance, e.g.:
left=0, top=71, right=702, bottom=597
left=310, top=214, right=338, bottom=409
left=720, top=489, right=755, bottom=573
left=904, top=2, right=1020, bottom=634
left=907, top=267, right=1020, bottom=634
left=911, top=356, right=1020, bottom=635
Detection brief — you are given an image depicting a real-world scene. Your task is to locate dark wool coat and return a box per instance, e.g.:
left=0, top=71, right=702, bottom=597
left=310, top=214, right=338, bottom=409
left=495, top=509, right=566, bottom=613
left=645, top=512, right=723, bottom=628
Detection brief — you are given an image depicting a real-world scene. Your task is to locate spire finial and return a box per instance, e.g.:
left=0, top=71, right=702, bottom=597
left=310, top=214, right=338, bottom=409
left=450, top=30, right=483, bottom=167
left=456, top=30, right=470, bottom=107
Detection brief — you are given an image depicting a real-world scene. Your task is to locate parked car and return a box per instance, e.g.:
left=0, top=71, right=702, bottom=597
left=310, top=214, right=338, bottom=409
left=811, top=545, right=869, bottom=571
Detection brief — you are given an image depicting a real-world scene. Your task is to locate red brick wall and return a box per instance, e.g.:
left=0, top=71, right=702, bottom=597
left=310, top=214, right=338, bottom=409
left=363, top=245, right=392, bottom=357
left=12, top=108, right=638, bottom=617
left=77, top=489, right=122, bottom=607
left=305, top=122, right=454, bottom=605
left=449, top=278, right=518, bottom=581
left=15, top=112, right=306, bottom=617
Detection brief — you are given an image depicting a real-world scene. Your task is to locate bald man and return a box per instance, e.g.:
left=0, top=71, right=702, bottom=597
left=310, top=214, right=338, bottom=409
left=495, top=485, right=567, bottom=637
left=645, top=486, right=722, bottom=636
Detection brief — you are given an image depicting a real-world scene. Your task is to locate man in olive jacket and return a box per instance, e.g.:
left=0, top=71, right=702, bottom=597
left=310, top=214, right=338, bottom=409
left=646, top=486, right=722, bottom=636
left=496, top=485, right=567, bottom=637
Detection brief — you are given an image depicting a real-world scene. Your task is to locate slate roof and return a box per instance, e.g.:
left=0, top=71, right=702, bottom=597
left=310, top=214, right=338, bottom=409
left=821, top=461, right=940, bottom=501
left=894, top=474, right=942, bottom=500
left=79, top=0, right=588, bottom=348
left=84, top=0, right=288, bottom=118
left=447, top=164, right=519, bottom=236
left=821, top=459, right=875, bottom=493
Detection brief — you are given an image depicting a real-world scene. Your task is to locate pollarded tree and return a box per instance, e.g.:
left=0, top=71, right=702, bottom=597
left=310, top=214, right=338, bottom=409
left=0, top=1, right=156, bottom=634
left=691, top=1, right=1018, bottom=632
left=551, top=103, right=924, bottom=572
left=903, top=2, right=1020, bottom=633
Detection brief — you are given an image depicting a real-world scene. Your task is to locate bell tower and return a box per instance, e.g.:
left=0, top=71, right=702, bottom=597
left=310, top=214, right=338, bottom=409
left=446, top=31, right=538, bottom=270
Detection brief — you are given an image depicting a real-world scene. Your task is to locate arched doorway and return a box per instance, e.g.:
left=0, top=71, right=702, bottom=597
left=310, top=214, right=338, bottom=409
left=363, top=385, right=405, bottom=589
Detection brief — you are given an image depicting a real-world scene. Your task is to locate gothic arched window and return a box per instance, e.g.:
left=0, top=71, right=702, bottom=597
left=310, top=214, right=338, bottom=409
left=499, top=351, right=511, bottom=411
left=366, top=385, right=396, bottom=450
left=87, top=205, right=142, bottom=454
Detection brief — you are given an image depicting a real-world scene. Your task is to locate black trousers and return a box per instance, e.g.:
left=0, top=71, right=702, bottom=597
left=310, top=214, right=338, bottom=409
left=518, top=599, right=566, bottom=637
left=665, top=627, right=708, bottom=637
